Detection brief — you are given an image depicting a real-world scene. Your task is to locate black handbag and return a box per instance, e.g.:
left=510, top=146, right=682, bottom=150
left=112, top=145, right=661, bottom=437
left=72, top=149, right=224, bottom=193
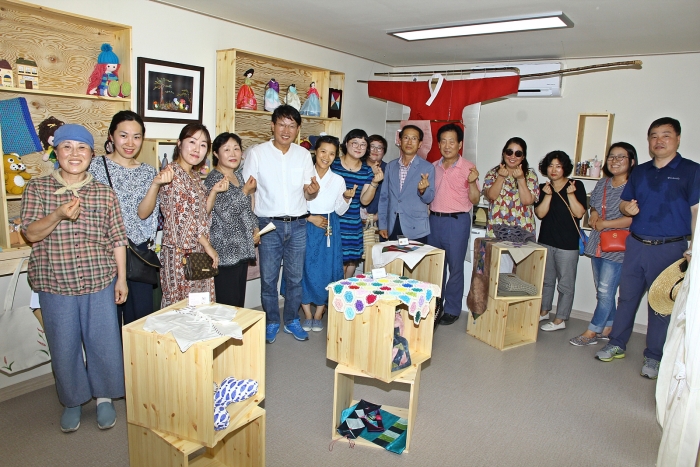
left=102, top=156, right=161, bottom=284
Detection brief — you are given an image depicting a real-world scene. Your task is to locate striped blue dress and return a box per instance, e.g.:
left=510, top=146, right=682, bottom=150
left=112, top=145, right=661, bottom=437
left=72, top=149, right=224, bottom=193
left=331, top=158, right=374, bottom=262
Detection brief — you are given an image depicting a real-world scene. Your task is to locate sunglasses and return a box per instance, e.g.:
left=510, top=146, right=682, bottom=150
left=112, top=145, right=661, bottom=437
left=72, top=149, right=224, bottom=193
left=504, top=149, right=524, bottom=158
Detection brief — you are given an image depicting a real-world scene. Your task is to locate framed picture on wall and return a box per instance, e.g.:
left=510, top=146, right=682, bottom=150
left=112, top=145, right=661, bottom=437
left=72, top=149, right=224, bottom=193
left=328, top=88, right=342, bottom=119
left=137, top=57, right=204, bottom=124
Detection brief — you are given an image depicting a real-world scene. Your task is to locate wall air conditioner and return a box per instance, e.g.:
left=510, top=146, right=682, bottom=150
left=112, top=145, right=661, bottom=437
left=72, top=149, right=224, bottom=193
left=472, top=62, right=562, bottom=97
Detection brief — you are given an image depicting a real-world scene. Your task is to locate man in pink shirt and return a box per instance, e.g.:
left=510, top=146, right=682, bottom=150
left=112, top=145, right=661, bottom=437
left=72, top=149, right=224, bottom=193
left=428, top=124, right=481, bottom=325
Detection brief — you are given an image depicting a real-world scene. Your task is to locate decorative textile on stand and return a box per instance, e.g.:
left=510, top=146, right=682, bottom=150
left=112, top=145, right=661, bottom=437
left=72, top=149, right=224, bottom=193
left=0, top=97, right=43, bottom=155
left=338, top=401, right=409, bottom=454
left=467, top=237, right=495, bottom=319
left=327, top=273, right=439, bottom=325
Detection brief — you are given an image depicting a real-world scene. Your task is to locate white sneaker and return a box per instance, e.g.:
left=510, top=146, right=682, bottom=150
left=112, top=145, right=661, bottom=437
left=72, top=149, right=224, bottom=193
left=540, top=321, right=566, bottom=331
left=539, top=312, right=550, bottom=322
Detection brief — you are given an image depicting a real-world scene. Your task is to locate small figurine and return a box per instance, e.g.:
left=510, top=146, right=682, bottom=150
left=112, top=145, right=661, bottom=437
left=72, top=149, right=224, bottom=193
left=236, top=68, right=257, bottom=110
left=4, top=153, right=32, bottom=195
left=0, top=59, right=14, bottom=87
left=37, top=116, right=65, bottom=164
left=87, top=44, right=131, bottom=97
left=285, top=84, right=301, bottom=110
left=15, top=57, right=39, bottom=89
left=264, top=78, right=281, bottom=112
left=589, top=157, right=602, bottom=178
left=300, top=81, right=321, bottom=117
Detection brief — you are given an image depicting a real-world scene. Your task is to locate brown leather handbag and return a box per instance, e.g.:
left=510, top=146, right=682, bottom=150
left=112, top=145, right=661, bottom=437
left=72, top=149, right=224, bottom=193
left=597, top=179, right=629, bottom=254
left=182, top=252, right=218, bottom=281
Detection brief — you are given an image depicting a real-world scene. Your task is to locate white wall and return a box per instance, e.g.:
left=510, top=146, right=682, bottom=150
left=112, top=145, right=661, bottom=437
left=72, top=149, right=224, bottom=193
left=391, top=52, right=700, bottom=325
left=1, top=0, right=390, bottom=391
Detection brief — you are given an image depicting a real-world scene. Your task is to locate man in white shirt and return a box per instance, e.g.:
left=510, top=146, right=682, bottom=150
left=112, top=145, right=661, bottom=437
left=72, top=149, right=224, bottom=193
left=242, top=105, right=319, bottom=343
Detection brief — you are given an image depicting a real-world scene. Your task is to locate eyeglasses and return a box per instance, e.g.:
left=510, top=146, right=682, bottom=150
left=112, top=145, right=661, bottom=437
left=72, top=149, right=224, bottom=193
left=504, top=149, right=524, bottom=158
left=369, top=145, right=385, bottom=153
left=350, top=141, right=367, bottom=149
left=607, top=155, right=628, bottom=161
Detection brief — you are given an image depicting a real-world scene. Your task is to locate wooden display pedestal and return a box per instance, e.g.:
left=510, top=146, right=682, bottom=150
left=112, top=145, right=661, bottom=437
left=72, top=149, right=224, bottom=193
left=487, top=243, right=546, bottom=300
left=332, top=364, right=420, bottom=453
left=127, top=406, right=265, bottom=467
left=123, top=301, right=265, bottom=448
left=326, top=294, right=434, bottom=383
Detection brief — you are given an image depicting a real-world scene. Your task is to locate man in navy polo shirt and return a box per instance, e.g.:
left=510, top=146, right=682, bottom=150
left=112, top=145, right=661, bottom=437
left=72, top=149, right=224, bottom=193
left=596, top=117, right=698, bottom=379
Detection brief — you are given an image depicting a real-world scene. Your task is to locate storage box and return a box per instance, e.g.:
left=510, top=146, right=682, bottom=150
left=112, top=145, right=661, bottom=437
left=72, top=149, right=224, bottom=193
left=123, top=300, right=265, bottom=447
left=488, top=243, right=546, bottom=300
left=332, top=364, right=420, bottom=453
left=326, top=292, right=434, bottom=383
left=127, top=406, right=265, bottom=467
left=467, top=296, right=541, bottom=350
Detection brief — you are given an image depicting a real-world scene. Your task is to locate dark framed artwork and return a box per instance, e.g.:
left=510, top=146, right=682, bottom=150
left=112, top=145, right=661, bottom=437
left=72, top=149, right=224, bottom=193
left=328, top=88, right=342, bottom=119
left=137, top=57, right=204, bottom=124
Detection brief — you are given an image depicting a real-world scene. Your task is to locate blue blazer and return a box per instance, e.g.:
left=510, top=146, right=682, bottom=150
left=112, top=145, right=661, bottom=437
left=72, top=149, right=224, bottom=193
left=378, top=156, right=435, bottom=239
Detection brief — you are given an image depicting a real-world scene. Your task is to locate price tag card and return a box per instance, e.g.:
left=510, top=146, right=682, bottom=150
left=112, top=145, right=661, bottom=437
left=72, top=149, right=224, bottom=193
left=371, top=268, right=387, bottom=279
left=188, top=292, right=211, bottom=306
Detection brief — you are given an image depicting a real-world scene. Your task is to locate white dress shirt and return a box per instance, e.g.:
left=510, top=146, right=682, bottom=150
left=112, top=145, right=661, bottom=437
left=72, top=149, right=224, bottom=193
left=307, top=168, right=350, bottom=216
left=242, top=140, right=314, bottom=217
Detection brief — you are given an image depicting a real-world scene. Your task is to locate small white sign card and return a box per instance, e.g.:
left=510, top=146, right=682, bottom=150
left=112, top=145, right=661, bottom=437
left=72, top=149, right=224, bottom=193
left=371, top=267, right=387, bottom=279
left=188, top=292, right=211, bottom=306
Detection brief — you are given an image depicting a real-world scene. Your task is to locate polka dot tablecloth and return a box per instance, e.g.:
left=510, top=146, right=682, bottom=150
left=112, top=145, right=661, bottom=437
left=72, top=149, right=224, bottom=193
left=327, top=274, right=440, bottom=324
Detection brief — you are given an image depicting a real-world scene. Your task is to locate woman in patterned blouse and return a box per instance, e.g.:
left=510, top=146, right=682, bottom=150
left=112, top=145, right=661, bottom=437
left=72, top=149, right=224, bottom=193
left=204, top=132, right=259, bottom=307
left=482, top=137, right=540, bottom=237
left=158, top=123, right=226, bottom=307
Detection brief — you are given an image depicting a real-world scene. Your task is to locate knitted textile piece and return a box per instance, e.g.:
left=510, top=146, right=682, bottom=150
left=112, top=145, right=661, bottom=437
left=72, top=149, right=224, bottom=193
left=0, top=98, right=43, bottom=156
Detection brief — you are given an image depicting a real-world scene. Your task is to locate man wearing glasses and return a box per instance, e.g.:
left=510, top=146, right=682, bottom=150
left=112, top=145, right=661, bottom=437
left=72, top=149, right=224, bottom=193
left=378, top=125, right=435, bottom=243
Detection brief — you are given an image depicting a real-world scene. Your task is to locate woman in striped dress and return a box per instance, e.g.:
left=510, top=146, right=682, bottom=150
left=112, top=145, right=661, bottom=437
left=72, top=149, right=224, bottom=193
left=331, top=129, right=383, bottom=278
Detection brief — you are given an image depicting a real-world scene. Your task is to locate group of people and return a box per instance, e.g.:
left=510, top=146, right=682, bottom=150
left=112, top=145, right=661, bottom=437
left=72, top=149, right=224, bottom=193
left=20, top=103, right=697, bottom=433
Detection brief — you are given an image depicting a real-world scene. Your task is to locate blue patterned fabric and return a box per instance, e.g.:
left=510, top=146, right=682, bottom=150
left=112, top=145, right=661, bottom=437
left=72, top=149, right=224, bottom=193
left=0, top=97, right=43, bottom=156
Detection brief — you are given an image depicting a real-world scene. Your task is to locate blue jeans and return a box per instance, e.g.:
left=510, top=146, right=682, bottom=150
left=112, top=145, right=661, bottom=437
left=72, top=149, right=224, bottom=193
left=258, top=217, right=307, bottom=325
left=38, top=278, right=125, bottom=407
left=588, top=257, right=623, bottom=333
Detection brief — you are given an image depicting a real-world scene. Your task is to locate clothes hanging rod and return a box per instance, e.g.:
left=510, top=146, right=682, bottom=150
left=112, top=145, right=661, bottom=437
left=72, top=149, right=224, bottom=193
left=357, top=60, right=642, bottom=83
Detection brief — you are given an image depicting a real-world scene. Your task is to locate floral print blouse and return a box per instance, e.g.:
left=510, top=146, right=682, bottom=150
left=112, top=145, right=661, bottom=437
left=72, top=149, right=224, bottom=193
left=482, top=167, right=540, bottom=237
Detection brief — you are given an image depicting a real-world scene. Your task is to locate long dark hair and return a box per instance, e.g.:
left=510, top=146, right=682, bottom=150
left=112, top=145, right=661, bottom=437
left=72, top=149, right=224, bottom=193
left=492, top=137, right=529, bottom=174
left=172, top=123, right=211, bottom=170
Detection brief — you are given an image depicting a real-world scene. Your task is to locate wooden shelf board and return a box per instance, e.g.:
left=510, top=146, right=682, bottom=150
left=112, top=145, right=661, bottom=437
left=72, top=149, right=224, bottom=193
left=573, top=175, right=603, bottom=181
left=5, top=194, right=22, bottom=200
left=502, top=329, right=537, bottom=350
left=331, top=401, right=410, bottom=452
left=490, top=293, right=543, bottom=302
left=234, top=108, right=339, bottom=122
left=0, top=86, right=129, bottom=102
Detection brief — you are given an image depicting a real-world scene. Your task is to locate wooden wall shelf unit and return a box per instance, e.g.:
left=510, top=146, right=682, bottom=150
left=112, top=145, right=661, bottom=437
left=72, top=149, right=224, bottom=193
left=216, top=49, right=344, bottom=148
left=0, top=0, right=132, bottom=267
left=573, top=113, right=614, bottom=180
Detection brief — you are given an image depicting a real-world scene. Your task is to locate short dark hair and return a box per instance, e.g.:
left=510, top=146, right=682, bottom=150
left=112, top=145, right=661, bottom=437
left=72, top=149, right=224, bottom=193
left=399, top=124, right=423, bottom=141
left=172, top=123, right=211, bottom=170
left=271, top=104, right=302, bottom=126
left=367, top=134, right=387, bottom=153
left=602, top=142, right=637, bottom=178
left=648, top=117, right=681, bottom=136
left=211, top=132, right=242, bottom=167
left=312, top=135, right=340, bottom=165
left=340, top=128, right=369, bottom=156
left=109, top=110, right=145, bottom=137
left=539, top=150, right=573, bottom=178
left=495, top=137, right=529, bottom=174
left=437, top=123, right=463, bottom=143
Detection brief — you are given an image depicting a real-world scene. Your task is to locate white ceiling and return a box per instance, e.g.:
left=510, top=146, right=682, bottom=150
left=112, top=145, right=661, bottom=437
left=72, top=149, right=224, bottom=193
left=154, top=0, right=700, bottom=67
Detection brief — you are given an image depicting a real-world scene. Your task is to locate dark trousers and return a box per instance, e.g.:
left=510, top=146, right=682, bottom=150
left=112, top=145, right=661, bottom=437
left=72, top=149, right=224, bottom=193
left=427, top=213, right=471, bottom=317
left=214, top=261, right=249, bottom=307
left=118, top=279, right=155, bottom=325
left=608, top=235, right=687, bottom=361
left=388, top=214, right=428, bottom=244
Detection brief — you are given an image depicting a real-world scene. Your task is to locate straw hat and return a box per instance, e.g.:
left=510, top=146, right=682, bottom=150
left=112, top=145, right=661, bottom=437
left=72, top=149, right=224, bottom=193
left=648, top=258, right=688, bottom=316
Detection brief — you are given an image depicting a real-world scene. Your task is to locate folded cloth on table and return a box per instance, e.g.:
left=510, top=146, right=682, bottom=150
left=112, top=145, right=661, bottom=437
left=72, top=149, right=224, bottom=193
left=497, top=273, right=537, bottom=296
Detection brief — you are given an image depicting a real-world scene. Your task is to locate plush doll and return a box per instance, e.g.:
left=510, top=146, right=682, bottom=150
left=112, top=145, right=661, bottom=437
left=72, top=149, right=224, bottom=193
left=213, top=376, right=258, bottom=431
left=236, top=68, right=257, bottom=110
left=285, top=84, right=301, bottom=110
left=37, top=116, right=65, bottom=163
left=300, top=81, right=321, bottom=117
left=4, top=153, right=32, bottom=195
left=263, top=78, right=281, bottom=112
left=86, top=44, right=131, bottom=97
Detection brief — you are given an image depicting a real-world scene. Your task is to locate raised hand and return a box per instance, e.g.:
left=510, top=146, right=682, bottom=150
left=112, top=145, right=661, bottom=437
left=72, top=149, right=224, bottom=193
left=305, top=176, right=320, bottom=196
left=468, top=166, right=479, bottom=184
left=625, top=199, right=640, bottom=216
left=153, top=164, right=174, bottom=186
left=344, top=184, right=357, bottom=201
left=242, top=175, right=257, bottom=196
left=56, top=197, right=81, bottom=222
left=512, top=164, right=525, bottom=180
left=542, top=181, right=553, bottom=195
left=372, top=165, right=384, bottom=184
left=497, top=163, right=510, bottom=178
left=566, top=180, right=577, bottom=194
left=418, top=173, right=430, bottom=193
left=212, top=178, right=229, bottom=193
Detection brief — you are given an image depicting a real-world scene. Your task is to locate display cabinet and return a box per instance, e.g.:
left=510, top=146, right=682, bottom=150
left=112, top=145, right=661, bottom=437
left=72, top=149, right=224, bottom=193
left=573, top=113, right=614, bottom=180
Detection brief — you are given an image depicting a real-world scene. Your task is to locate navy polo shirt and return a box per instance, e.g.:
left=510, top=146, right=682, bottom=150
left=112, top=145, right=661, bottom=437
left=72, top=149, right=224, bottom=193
left=621, top=153, right=699, bottom=238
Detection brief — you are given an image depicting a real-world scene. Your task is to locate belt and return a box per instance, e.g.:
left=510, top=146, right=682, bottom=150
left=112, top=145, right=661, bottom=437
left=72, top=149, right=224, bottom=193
left=270, top=214, right=310, bottom=222
left=430, top=211, right=466, bottom=219
left=631, top=233, right=687, bottom=245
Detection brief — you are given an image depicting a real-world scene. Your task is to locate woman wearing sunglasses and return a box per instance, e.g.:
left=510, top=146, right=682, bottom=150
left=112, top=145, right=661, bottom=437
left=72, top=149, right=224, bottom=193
left=482, top=137, right=540, bottom=237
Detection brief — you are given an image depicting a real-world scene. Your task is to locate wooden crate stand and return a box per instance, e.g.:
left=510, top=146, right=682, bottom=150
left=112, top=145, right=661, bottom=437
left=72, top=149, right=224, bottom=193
left=487, top=243, right=547, bottom=300
left=123, top=301, right=265, bottom=447
left=326, top=294, right=434, bottom=383
left=466, top=296, right=541, bottom=350
left=383, top=248, right=445, bottom=294
left=128, top=406, right=266, bottom=467
left=332, top=364, right=420, bottom=453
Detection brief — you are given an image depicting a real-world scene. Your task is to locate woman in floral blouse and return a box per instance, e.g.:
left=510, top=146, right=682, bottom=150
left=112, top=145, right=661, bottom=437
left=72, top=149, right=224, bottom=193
left=482, top=137, right=540, bottom=237
left=158, top=123, right=225, bottom=307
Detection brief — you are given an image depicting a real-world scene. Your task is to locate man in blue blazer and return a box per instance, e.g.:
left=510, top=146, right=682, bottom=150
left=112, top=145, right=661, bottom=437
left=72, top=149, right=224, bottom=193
left=378, top=125, right=436, bottom=243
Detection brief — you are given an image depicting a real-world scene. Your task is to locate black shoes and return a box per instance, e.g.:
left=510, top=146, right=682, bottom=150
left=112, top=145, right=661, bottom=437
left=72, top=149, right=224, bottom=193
left=434, top=299, right=444, bottom=330
left=440, top=313, right=459, bottom=325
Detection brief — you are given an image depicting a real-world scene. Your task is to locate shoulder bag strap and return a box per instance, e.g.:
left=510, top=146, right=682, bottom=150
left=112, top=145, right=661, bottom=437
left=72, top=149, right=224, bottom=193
left=2, top=258, right=27, bottom=317
left=101, top=156, right=113, bottom=188
left=554, top=181, right=585, bottom=242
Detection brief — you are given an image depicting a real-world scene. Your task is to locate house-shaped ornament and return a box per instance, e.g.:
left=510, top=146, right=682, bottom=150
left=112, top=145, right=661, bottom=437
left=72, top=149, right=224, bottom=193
left=0, top=60, right=14, bottom=87
left=15, top=57, right=39, bottom=89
